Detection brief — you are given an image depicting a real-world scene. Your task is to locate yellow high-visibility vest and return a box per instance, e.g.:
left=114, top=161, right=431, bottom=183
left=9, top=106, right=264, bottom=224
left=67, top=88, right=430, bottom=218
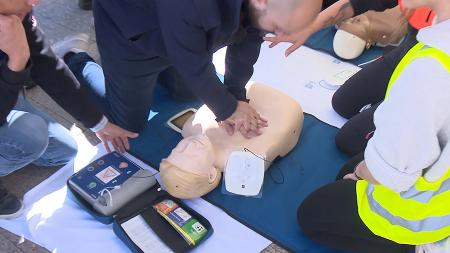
left=356, top=42, right=450, bottom=245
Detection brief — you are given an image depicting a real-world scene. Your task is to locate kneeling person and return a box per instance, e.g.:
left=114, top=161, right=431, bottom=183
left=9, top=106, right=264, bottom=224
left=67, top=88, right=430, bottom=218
left=0, top=1, right=136, bottom=219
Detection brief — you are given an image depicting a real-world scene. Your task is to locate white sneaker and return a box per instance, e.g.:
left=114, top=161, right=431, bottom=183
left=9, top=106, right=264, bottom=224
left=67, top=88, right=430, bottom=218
left=51, top=33, right=90, bottom=59
left=416, top=237, right=450, bottom=253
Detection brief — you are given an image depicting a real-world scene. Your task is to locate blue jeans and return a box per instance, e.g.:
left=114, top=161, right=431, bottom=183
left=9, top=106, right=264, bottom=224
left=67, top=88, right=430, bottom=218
left=65, top=52, right=107, bottom=113
left=0, top=96, right=78, bottom=176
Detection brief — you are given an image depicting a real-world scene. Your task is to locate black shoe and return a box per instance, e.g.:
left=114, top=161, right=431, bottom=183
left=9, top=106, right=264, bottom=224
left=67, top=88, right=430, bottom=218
left=78, top=0, right=92, bottom=10
left=0, top=185, right=23, bottom=219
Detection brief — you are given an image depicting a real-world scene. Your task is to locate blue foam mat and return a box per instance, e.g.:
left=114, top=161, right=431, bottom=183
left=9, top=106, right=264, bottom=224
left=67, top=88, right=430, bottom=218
left=130, top=84, right=350, bottom=253
left=128, top=28, right=382, bottom=252
left=129, top=85, right=203, bottom=169
left=203, top=116, right=351, bottom=253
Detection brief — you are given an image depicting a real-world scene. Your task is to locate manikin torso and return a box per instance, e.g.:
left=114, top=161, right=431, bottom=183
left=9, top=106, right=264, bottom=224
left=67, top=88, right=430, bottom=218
left=182, top=82, right=304, bottom=171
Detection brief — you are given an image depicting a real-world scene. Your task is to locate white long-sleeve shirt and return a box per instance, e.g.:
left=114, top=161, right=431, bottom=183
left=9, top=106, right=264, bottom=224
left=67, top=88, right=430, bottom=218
left=364, top=19, right=450, bottom=192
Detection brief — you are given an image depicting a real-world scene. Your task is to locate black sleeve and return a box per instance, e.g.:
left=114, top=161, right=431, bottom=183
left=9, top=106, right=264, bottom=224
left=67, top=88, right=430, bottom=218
left=156, top=1, right=238, bottom=121
left=349, top=0, right=398, bottom=16
left=0, top=55, right=32, bottom=126
left=23, top=13, right=103, bottom=128
left=224, top=28, right=263, bottom=102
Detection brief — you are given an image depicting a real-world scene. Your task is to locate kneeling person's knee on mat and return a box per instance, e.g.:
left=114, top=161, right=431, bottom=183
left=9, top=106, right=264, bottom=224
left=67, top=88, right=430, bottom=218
left=0, top=112, right=49, bottom=175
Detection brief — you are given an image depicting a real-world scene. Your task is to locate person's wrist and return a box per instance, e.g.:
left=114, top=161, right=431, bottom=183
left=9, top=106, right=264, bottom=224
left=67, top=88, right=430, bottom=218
left=310, top=19, right=324, bottom=34
left=353, top=161, right=365, bottom=180
left=354, top=170, right=363, bottom=180
left=90, top=116, right=109, bottom=133
left=7, top=52, right=30, bottom=72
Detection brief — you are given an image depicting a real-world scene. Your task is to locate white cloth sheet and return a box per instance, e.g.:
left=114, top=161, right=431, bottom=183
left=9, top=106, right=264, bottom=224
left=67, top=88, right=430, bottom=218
left=0, top=143, right=271, bottom=253
left=214, top=42, right=360, bottom=128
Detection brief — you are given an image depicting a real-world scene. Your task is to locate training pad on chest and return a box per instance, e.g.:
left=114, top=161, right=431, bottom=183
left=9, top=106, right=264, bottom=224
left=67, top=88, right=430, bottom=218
left=182, top=82, right=304, bottom=171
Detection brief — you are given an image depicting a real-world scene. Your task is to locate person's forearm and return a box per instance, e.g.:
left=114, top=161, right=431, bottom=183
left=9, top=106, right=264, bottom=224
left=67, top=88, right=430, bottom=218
left=0, top=56, right=32, bottom=127
left=224, top=28, right=263, bottom=101
left=312, top=0, right=355, bottom=32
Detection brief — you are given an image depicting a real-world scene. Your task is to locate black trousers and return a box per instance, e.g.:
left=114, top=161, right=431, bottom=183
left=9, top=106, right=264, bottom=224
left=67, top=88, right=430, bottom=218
left=332, top=27, right=418, bottom=156
left=297, top=153, right=416, bottom=253
left=92, top=1, right=197, bottom=133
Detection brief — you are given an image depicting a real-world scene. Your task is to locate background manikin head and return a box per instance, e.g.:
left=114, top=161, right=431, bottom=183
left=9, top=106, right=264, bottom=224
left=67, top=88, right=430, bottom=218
left=333, top=29, right=366, bottom=60
left=333, top=6, right=408, bottom=60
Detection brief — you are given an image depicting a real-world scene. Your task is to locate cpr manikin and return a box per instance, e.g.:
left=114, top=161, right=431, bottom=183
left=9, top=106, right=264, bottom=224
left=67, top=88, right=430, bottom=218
left=333, top=6, right=408, bottom=60
left=160, top=82, right=303, bottom=199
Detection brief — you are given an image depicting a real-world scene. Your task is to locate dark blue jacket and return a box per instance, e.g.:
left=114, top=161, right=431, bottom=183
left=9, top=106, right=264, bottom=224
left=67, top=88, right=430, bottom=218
left=94, top=0, right=263, bottom=121
left=349, top=0, right=397, bottom=16
left=0, top=14, right=102, bottom=127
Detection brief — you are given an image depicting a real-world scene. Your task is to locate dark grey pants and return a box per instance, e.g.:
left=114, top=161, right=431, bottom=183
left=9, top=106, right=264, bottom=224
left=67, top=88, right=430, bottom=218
left=298, top=153, right=416, bottom=253
left=332, top=27, right=418, bottom=156
left=92, top=1, right=195, bottom=133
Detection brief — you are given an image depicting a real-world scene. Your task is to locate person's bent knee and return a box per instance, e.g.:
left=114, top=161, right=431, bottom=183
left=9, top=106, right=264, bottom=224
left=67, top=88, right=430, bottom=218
left=332, top=76, right=363, bottom=119
left=11, top=112, right=49, bottom=156
left=0, top=113, right=49, bottom=174
left=335, top=128, right=348, bottom=152
left=61, top=141, right=78, bottom=164
left=34, top=136, right=78, bottom=167
left=335, top=127, right=355, bottom=156
left=332, top=83, right=362, bottom=119
left=331, top=88, right=349, bottom=118
left=297, top=192, right=320, bottom=238
left=335, top=121, right=371, bottom=157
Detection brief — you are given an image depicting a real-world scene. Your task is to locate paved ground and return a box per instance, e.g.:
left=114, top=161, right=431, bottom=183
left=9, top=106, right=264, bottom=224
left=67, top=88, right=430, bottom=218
left=0, top=1, right=289, bottom=252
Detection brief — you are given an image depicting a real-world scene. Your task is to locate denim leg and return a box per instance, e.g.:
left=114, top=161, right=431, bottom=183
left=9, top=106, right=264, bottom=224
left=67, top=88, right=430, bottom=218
left=13, top=96, right=78, bottom=167
left=65, top=52, right=107, bottom=113
left=0, top=110, right=48, bottom=176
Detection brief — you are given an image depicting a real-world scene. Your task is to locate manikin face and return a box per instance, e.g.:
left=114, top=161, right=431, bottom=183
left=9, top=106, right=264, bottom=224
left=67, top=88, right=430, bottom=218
left=247, top=0, right=322, bottom=35
left=0, top=0, right=39, bottom=16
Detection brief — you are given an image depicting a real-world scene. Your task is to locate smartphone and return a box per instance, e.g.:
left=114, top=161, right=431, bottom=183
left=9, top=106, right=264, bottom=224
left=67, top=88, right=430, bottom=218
left=167, top=108, right=197, bottom=133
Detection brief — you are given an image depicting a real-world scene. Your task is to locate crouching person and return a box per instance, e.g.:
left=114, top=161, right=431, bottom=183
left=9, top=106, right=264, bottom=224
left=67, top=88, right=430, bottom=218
left=297, top=0, right=450, bottom=252
left=0, top=0, right=137, bottom=219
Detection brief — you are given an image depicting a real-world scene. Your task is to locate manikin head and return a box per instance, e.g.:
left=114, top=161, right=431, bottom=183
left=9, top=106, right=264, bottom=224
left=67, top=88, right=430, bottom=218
left=0, top=0, right=39, bottom=16
left=333, top=7, right=408, bottom=60
left=247, top=0, right=322, bottom=35
left=160, top=135, right=222, bottom=199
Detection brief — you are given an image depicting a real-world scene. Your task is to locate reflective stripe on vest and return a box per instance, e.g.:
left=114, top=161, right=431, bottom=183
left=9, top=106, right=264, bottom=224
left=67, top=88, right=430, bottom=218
left=356, top=43, right=450, bottom=245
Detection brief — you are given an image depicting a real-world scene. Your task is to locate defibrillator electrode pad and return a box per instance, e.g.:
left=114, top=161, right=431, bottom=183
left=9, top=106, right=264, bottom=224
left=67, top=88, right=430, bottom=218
left=68, top=152, right=157, bottom=216
left=224, top=151, right=265, bottom=196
